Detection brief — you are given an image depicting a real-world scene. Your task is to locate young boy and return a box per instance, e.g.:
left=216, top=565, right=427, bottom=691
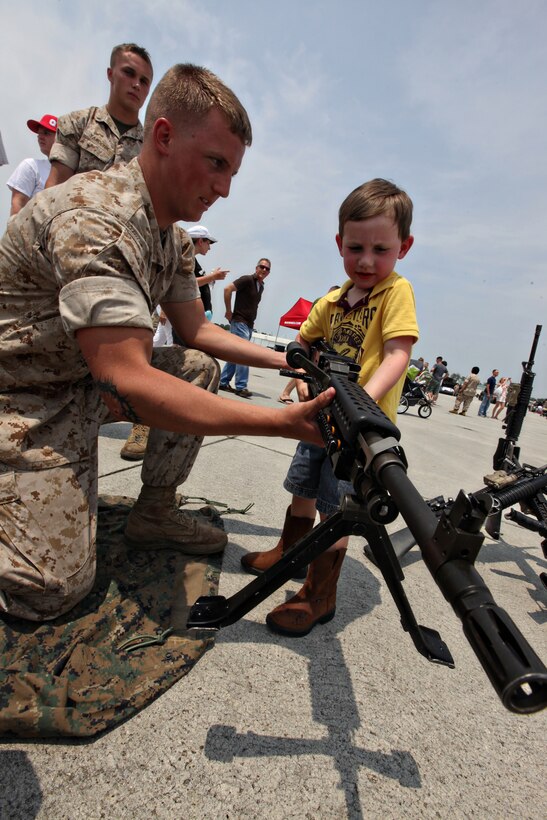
left=241, top=178, right=419, bottom=637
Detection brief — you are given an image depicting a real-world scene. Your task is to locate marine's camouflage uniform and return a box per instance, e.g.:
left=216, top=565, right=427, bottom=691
left=452, top=372, right=481, bottom=413
left=0, top=158, right=219, bottom=621
left=48, top=105, right=143, bottom=173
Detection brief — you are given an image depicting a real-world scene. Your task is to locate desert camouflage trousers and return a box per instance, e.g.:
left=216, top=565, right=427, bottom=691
left=453, top=391, right=475, bottom=413
left=0, top=346, right=220, bottom=622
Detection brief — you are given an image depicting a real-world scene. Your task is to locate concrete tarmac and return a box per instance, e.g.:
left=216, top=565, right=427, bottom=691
left=1, top=366, right=546, bottom=819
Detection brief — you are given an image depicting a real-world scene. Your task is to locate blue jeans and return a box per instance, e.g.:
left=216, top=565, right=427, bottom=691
left=220, top=321, right=252, bottom=390
left=283, top=442, right=354, bottom=516
left=478, top=394, right=491, bottom=416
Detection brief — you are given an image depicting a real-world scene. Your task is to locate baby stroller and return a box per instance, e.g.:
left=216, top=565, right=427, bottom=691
left=397, top=377, right=433, bottom=418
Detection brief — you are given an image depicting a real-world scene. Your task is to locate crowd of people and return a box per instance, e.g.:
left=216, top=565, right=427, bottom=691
left=405, top=357, right=520, bottom=421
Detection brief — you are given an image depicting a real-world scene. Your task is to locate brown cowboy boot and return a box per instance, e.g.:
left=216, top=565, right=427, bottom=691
left=266, top=548, right=347, bottom=637
left=240, top=505, right=315, bottom=580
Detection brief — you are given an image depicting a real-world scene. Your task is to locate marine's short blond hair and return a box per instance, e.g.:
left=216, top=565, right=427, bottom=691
left=144, top=63, right=252, bottom=146
left=110, top=43, right=152, bottom=70
left=338, top=178, right=413, bottom=239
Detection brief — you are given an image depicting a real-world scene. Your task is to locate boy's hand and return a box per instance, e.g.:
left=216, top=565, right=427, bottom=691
left=281, top=386, right=335, bottom=446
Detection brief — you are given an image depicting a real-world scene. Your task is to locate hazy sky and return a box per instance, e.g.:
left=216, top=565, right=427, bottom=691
left=2, top=0, right=546, bottom=392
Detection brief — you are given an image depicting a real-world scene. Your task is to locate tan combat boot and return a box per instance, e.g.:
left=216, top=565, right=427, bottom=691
left=125, top=485, right=228, bottom=555
left=120, top=424, right=150, bottom=461
left=240, top=505, right=315, bottom=580
left=266, top=548, right=346, bottom=637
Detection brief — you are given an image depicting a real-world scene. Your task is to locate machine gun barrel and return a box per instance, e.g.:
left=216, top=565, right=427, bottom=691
left=289, top=341, right=547, bottom=713
left=488, top=472, right=547, bottom=510
left=369, top=458, right=547, bottom=713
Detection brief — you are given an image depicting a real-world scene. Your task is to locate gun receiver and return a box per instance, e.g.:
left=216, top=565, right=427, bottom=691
left=188, top=342, right=547, bottom=713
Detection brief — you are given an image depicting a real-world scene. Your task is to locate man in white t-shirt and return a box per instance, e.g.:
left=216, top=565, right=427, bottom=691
left=6, top=114, right=58, bottom=216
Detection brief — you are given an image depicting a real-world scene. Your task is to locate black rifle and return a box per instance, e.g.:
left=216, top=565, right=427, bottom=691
left=494, top=324, right=542, bottom=472
left=188, top=342, right=547, bottom=713
left=489, top=325, right=547, bottom=559
left=380, top=327, right=547, bottom=577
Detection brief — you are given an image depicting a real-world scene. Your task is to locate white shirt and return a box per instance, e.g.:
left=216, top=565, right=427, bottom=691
left=6, top=158, right=51, bottom=199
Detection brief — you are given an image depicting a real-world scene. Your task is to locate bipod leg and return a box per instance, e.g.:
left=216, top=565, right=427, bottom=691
left=361, top=519, right=454, bottom=667
left=364, top=496, right=449, bottom=565
left=187, top=511, right=349, bottom=630
left=364, top=525, right=416, bottom=564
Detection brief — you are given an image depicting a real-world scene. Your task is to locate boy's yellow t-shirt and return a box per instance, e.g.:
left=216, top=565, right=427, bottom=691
left=299, top=271, right=419, bottom=422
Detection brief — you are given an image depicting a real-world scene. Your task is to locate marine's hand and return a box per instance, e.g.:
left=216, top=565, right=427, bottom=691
left=281, top=387, right=335, bottom=446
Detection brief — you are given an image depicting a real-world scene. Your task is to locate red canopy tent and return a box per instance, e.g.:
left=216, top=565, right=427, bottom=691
left=278, top=297, right=313, bottom=330
left=273, top=297, right=313, bottom=349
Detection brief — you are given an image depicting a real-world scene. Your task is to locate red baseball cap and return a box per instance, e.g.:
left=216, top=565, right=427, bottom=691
left=27, top=114, right=58, bottom=133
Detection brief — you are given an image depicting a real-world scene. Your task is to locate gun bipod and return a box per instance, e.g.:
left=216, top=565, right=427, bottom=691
left=187, top=494, right=454, bottom=667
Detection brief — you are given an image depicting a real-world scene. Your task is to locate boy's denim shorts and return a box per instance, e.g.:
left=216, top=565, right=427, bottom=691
left=283, top=442, right=354, bottom=516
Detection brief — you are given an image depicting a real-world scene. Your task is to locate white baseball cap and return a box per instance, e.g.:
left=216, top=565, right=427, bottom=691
left=187, top=225, right=217, bottom=243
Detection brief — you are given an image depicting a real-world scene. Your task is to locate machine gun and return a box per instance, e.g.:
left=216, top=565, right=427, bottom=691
left=383, top=326, right=547, bottom=582
left=489, top=325, right=547, bottom=561
left=188, top=341, right=547, bottom=714
left=494, top=324, right=541, bottom=472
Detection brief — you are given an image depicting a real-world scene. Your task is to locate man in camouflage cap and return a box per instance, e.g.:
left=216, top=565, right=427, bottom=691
left=45, top=43, right=153, bottom=187
left=0, top=63, right=332, bottom=622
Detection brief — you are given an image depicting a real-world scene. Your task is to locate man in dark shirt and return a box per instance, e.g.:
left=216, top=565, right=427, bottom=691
left=478, top=368, right=499, bottom=416
left=219, top=258, right=271, bottom=398
left=426, top=356, right=448, bottom=403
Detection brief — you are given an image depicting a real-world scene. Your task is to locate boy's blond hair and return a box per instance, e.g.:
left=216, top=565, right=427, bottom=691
left=338, top=178, right=413, bottom=239
left=144, top=63, right=252, bottom=146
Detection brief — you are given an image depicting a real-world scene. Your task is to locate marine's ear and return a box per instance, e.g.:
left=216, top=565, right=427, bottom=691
left=151, top=118, right=174, bottom=156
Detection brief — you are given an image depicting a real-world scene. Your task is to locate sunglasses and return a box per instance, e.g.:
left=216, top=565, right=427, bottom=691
left=258, top=264, right=270, bottom=271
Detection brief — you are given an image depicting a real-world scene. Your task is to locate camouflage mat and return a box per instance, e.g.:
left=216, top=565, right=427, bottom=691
left=0, top=496, right=222, bottom=738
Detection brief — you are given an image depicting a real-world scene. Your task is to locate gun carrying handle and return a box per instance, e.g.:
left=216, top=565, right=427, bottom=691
left=286, top=341, right=308, bottom=369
